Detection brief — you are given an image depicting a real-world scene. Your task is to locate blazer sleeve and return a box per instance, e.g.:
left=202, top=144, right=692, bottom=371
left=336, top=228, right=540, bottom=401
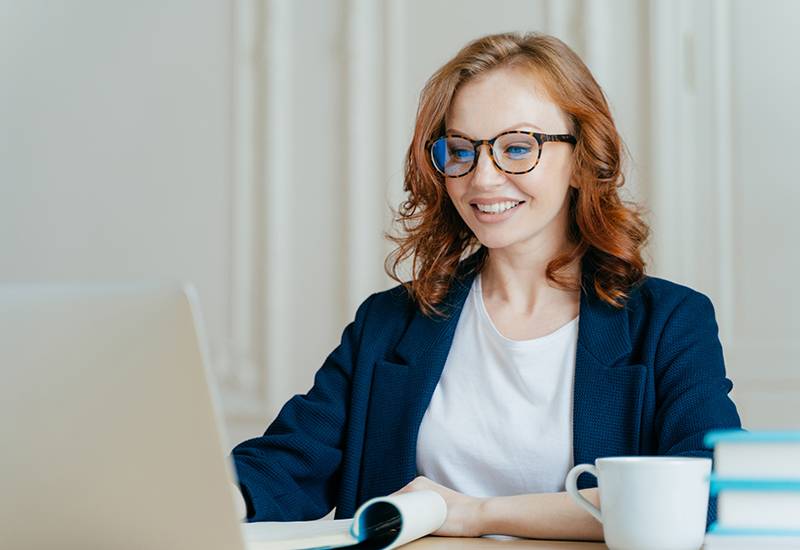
left=652, top=289, right=742, bottom=526
left=230, top=293, right=376, bottom=522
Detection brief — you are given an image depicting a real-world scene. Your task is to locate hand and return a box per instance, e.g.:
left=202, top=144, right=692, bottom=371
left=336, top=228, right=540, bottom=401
left=393, top=476, right=487, bottom=538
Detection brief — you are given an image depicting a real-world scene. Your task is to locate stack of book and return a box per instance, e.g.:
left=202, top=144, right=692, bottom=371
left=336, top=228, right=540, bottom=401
left=703, top=430, right=800, bottom=549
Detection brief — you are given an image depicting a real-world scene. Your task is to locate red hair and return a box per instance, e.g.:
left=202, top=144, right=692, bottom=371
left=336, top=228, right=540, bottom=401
left=385, top=32, right=649, bottom=317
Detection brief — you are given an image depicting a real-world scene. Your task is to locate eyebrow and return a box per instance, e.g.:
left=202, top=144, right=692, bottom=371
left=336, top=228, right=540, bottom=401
left=447, top=122, right=546, bottom=138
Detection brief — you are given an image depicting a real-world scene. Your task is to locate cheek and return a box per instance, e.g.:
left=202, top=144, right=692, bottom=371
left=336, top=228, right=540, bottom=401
left=444, top=178, right=461, bottom=201
left=542, top=150, right=575, bottom=190
left=512, top=174, right=544, bottom=200
left=444, top=180, right=467, bottom=213
left=517, top=164, right=572, bottom=203
left=444, top=180, right=456, bottom=200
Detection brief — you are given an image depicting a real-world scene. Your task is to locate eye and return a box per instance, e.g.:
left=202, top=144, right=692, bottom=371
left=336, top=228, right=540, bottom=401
left=503, top=143, right=532, bottom=159
left=449, top=147, right=474, bottom=162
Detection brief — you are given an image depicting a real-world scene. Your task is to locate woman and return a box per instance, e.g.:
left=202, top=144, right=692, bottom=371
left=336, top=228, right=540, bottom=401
left=231, top=32, right=741, bottom=541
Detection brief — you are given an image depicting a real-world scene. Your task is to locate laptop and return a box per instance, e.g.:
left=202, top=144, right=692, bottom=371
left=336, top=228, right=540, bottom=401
left=0, top=283, right=250, bottom=549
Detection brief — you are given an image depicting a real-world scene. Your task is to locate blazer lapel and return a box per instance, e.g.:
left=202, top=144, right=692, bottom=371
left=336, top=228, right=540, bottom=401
left=398, top=278, right=477, bottom=465
left=358, top=258, right=479, bottom=500
left=573, top=284, right=647, bottom=488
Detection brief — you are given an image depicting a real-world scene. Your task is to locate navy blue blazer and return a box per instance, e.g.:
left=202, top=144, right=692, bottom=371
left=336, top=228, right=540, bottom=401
left=232, top=254, right=741, bottom=527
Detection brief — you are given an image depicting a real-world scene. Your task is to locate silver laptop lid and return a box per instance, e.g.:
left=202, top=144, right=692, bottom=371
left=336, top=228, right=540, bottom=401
left=0, top=283, right=245, bottom=550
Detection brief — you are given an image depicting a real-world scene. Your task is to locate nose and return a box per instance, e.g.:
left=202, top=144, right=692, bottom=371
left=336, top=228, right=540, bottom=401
left=470, top=142, right=505, bottom=188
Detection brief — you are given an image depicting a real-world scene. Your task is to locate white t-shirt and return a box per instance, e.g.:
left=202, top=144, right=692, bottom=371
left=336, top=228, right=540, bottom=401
left=416, top=273, right=578, bottom=497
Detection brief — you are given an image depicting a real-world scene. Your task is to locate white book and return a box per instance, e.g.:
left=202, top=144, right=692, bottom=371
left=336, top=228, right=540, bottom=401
left=706, top=430, right=800, bottom=532
left=718, top=490, right=800, bottom=531
left=704, top=430, right=800, bottom=479
left=242, top=490, right=447, bottom=550
left=704, top=532, right=800, bottom=549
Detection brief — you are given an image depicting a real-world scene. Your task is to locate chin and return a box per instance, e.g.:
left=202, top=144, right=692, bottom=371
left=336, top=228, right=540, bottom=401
left=472, top=225, right=545, bottom=252
left=473, top=233, right=519, bottom=250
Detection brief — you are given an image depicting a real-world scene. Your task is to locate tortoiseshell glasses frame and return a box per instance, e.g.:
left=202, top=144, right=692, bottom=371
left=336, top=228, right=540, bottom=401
left=428, top=130, right=577, bottom=177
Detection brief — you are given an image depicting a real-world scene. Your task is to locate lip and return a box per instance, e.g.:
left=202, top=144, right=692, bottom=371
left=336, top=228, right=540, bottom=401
left=470, top=201, right=525, bottom=224
left=469, top=197, right=526, bottom=205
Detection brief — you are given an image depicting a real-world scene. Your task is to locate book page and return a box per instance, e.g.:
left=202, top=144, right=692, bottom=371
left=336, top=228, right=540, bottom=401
left=353, top=490, right=447, bottom=550
left=243, top=518, right=354, bottom=550
left=242, top=490, right=447, bottom=550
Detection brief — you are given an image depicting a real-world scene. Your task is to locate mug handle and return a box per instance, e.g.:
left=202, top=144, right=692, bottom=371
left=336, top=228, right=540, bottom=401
left=565, top=463, right=602, bottom=523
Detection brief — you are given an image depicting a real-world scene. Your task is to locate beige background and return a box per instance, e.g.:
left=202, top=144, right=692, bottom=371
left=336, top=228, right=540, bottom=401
left=2, top=0, right=798, bottom=449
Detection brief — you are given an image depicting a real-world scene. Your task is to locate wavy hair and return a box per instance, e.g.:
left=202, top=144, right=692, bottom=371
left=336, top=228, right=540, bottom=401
left=385, top=32, right=649, bottom=318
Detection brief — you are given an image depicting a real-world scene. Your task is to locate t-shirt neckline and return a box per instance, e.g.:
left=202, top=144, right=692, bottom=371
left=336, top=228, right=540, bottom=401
left=474, top=272, right=579, bottom=349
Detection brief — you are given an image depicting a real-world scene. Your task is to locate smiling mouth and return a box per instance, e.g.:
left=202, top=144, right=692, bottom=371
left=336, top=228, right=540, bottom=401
left=471, top=200, right=525, bottom=214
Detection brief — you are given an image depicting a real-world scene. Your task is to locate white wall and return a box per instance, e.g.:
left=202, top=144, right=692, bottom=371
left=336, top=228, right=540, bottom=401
left=724, top=0, right=800, bottom=427
left=0, top=0, right=235, bottom=433
left=2, top=0, right=798, bottom=449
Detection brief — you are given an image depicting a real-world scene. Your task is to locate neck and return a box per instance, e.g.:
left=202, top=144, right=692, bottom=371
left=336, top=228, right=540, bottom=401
left=480, top=240, right=580, bottom=317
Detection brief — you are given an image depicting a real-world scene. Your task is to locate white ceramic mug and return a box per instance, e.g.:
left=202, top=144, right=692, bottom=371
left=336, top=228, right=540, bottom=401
left=565, top=456, right=711, bottom=550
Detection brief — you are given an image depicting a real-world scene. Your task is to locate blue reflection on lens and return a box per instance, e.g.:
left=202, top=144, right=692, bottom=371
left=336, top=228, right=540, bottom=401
left=432, top=138, right=449, bottom=171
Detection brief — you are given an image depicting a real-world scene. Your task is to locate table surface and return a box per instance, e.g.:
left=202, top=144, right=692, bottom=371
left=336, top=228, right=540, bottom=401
left=406, top=537, right=607, bottom=549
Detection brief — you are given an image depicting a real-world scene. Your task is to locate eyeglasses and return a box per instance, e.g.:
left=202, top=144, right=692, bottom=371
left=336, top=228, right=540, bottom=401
left=429, top=130, right=577, bottom=177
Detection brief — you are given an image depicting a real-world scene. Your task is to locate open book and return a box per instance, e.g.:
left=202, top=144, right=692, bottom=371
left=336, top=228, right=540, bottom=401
left=242, top=490, right=447, bottom=550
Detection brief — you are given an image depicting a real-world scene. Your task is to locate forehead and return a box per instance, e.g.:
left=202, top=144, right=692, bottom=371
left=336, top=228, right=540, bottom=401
left=445, top=66, right=569, bottom=136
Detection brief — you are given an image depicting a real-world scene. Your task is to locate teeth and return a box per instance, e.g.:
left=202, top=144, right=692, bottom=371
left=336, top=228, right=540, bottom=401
left=475, top=201, right=520, bottom=214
